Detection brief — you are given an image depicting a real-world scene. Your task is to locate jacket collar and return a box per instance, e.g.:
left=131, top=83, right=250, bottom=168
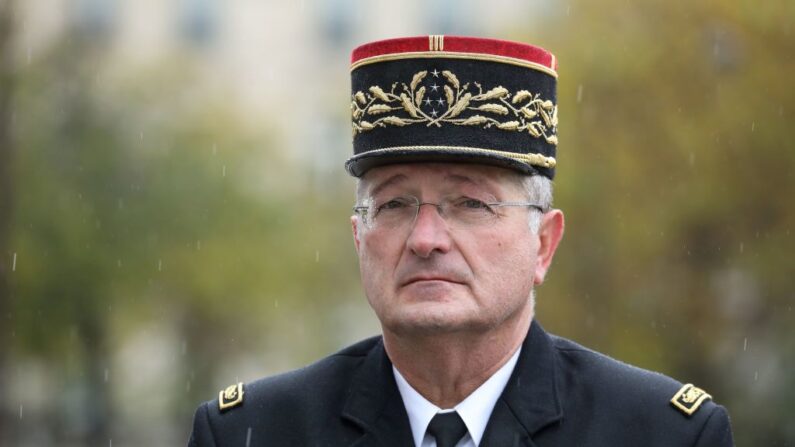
left=341, top=321, right=563, bottom=447
left=342, top=338, right=414, bottom=447
left=480, top=321, right=563, bottom=447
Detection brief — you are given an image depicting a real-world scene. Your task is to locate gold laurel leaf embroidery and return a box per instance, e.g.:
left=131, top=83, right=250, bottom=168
left=400, top=93, right=420, bottom=118
left=369, top=86, right=390, bottom=102
left=382, top=116, right=408, bottom=126
left=415, top=86, right=426, bottom=106
left=367, top=104, right=393, bottom=115
left=476, top=104, right=509, bottom=115
left=351, top=70, right=557, bottom=143
left=410, top=71, right=428, bottom=91
left=512, top=90, right=532, bottom=104
left=444, top=85, right=454, bottom=107
left=460, top=115, right=488, bottom=126
left=473, top=86, right=509, bottom=101
left=448, top=93, right=471, bottom=118
left=352, top=106, right=363, bottom=119
left=498, top=121, right=520, bottom=130
left=539, top=109, right=553, bottom=127
left=442, top=70, right=460, bottom=89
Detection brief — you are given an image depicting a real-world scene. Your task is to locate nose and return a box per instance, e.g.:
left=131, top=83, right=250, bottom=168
left=405, top=203, right=452, bottom=258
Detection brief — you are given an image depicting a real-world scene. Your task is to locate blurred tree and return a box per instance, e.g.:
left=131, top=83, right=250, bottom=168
left=0, top=0, right=15, bottom=441
left=532, top=1, right=794, bottom=444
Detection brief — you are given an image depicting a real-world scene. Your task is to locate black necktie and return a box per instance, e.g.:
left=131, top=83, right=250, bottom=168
left=427, top=411, right=468, bottom=447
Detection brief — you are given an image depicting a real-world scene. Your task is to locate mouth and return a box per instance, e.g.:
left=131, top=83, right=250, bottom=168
left=401, top=276, right=465, bottom=287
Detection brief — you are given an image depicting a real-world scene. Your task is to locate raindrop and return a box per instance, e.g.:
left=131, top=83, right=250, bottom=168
left=117, top=259, right=122, bottom=268
left=566, top=5, right=571, bottom=15
left=109, top=439, right=112, bottom=447
left=26, top=48, right=31, bottom=64
left=754, top=371, right=758, bottom=381
left=743, top=337, right=747, bottom=351
left=274, top=300, right=279, bottom=308
left=11, top=252, right=16, bottom=272
left=315, top=250, right=320, bottom=262
left=140, top=131, right=144, bottom=141
left=689, top=152, right=695, bottom=167
left=19, top=405, right=22, bottom=419
left=104, top=368, right=109, bottom=382
left=576, top=84, right=583, bottom=103
left=245, top=427, right=252, bottom=447
left=222, top=165, right=226, bottom=177
left=739, top=243, right=744, bottom=253
left=751, top=122, right=755, bottom=132
left=196, top=240, right=202, bottom=250
left=158, top=259, right=162, bottom=271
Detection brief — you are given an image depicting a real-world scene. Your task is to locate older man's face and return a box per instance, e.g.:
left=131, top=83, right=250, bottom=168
left=351, top=163, right=561, bottom=336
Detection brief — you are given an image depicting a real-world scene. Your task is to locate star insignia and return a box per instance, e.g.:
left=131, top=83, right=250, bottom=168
left=431, top=69, right=440, bottom=77
left=423, top=98, right=432, bottom=106
left=436, top=98, right=445, bottom=106
left=430, top=83, right=440, bottom=92
left=430, top=109, right=438, bottom=117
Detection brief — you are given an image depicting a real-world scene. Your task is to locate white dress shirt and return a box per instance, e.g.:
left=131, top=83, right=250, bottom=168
left=393, top=347, right=521, bottom=447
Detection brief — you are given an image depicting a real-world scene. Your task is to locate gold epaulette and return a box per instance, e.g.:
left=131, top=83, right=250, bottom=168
left=218, top=382, right=244, bottom=411
left=670, top=383, right=712, bottom=416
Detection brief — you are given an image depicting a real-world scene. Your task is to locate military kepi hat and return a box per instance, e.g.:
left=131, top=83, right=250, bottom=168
left=345, top=35, right=559, bottom=179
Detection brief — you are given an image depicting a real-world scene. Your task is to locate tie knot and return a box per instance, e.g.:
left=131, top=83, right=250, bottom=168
left=427, top=411, right=468, bottom=447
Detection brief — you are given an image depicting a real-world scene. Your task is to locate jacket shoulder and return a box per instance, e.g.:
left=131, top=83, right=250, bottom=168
left=549, top=335, right=733, bottom=446
left=188, top=336, right=382, bottom=446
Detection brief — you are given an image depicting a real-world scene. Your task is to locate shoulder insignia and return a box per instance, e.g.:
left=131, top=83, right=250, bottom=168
left=218, top=382, right=244, bottom=411
left=670, top=383, right=712, bottom=416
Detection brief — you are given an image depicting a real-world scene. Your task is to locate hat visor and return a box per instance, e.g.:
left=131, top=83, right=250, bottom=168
left=344, top=147, right=549, bottom=178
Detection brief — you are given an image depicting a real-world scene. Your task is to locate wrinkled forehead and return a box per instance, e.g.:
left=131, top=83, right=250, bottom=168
left=358, top=163, right=525, bottom=197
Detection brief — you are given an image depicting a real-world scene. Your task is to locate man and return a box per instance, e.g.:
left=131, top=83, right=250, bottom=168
left=188, top=36, right=734, bottom=446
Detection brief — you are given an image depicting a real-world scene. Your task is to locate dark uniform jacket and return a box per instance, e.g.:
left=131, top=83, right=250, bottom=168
left=188, top=322, right=734, bottom=446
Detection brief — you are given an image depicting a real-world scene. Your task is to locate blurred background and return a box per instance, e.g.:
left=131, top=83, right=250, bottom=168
left=0, top=0, right=792, bottom=445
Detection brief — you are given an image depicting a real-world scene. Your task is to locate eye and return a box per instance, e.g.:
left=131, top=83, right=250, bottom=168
left=454, top=197, right=495, bottom=213
left=376, top=197, right=412, bottom=213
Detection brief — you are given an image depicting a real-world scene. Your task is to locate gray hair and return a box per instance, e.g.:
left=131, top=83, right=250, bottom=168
left=521, top=174, right=553, bottom=233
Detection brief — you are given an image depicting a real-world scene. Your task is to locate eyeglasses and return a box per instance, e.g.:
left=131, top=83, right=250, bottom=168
left=353, top=195, right=545, bottom=230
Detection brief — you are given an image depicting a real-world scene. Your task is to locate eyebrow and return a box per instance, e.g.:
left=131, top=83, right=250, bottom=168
left=367, top=172, right=500, bottom=197
left=368, top=173, right=408, bottom=198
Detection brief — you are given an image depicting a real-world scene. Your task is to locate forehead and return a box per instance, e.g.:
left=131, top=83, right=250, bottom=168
left=360, top=163, right=523, bottom=196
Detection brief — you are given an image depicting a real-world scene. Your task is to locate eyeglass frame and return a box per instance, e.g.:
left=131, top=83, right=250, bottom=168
left=352, top=195, right=547, bottom=230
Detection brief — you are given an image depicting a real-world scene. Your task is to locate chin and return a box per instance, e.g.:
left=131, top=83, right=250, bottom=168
left=382, top=306, right=486, bottom=337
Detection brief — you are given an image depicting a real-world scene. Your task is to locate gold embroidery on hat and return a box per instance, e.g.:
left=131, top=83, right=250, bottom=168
left=351, top=52, right=558, bottom=78
left=351, top=69, right=558, bottom=146
left=428, top=35, right=444, bottom=51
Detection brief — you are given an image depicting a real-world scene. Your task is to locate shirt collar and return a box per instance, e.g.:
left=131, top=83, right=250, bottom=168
left=393, top=347, right=521, bottom=447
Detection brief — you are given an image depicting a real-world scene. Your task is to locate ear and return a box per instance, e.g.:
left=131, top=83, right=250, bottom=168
left=351, top=215, right=361, bottom=254
left=534, top=209, right=565, bottom=285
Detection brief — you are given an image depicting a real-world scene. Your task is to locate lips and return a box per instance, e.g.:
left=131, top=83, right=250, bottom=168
left=401, top=275, right=466, bottom=287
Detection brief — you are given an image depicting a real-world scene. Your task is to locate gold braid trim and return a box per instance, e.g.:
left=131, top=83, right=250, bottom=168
left=349, top=145, right=556, bottom=169
left=351, top=52, right=558, bottom=78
